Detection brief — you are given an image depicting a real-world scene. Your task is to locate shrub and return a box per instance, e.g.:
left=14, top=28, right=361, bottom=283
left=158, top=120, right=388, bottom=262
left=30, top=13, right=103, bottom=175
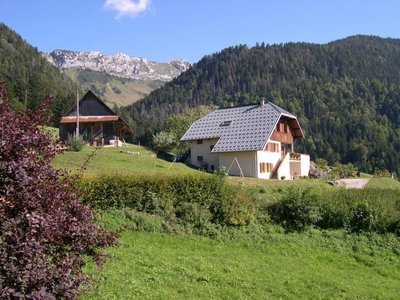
left=66, top=134, right=85, bottom=151
left=217, top=188, right=256, bottom=226
left=78, top=174, right=256, bottom=227
left=215, top=166, right=228, bottom=178
left=0, top=81, right=115, bottom=299
left=319, top=189, right=400, bottom=234
left=349, top=202, right=377, bottom=232
left=270, top=187, right=322, bottom=231
left=373, top=169, right=392, bottom=178
left=330, top=162, right=358, bottom=179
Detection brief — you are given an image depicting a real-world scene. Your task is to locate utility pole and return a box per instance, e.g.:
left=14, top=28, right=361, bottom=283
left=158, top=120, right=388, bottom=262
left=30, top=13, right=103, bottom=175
left=76, top=90, right=80, bottom=137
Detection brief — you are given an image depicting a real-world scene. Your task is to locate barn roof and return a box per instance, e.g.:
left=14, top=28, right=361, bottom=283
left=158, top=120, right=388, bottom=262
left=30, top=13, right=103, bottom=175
left=65, top=90, right=117, bottom=117
left=181, top=102, right=304, bottom=153
left=60, top=90, right=133, bottom=134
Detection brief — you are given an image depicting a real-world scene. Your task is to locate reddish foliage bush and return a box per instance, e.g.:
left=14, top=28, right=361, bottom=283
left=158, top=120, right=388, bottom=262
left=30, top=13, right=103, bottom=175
left=0, top=80, right=115, bottom=299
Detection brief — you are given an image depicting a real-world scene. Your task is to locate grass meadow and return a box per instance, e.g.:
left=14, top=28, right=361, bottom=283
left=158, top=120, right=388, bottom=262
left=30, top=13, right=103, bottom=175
left=52, top=143, right=400, bottom=299
left=81, top=226, right=400, bottom=299
left=53, top=144, right=199, bottom=176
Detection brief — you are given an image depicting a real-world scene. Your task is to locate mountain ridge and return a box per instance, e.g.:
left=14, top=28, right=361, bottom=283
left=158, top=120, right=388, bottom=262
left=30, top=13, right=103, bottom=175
left=42, top=49, right=191, bottom=82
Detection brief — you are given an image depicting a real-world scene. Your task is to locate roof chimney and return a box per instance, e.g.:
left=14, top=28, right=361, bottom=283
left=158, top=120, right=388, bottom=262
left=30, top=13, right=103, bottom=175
left=260, top=99, right=265, bottom=107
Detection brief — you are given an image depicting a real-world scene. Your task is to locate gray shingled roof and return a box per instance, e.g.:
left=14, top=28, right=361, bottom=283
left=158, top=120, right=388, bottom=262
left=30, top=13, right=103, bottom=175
left=181, top=102, right=299, bottom=153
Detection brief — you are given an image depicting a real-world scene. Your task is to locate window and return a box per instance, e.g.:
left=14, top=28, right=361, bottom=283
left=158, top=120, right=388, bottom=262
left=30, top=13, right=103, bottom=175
left=210, top=145, right=214, bottom=151
left=284, top=124, right=288, bottom=133
left=267, top=142, right=279, bottom=152
left=220, top=120, right=232, bottom=126
left=196, top=139, right=203, bottom=144
left=197, top=156, right=203, bottom=162
left=210, top=165, right=215, bottom=171
left=277, top=122, right=284, bottom=132
left=260, top=162, right=273, bottom=173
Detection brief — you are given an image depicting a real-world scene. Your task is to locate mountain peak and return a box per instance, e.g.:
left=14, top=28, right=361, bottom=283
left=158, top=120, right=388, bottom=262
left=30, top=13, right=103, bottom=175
left=42, top=49, right=191, bottom=81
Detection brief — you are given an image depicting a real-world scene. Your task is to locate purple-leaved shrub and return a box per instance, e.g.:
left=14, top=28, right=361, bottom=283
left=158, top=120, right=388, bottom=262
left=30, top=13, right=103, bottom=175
left=0, top=80, right=116, bottom=299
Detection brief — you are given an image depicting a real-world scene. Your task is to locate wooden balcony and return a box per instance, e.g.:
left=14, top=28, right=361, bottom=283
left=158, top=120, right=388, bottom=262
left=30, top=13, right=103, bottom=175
left=289, top=152, right=301, bottom=161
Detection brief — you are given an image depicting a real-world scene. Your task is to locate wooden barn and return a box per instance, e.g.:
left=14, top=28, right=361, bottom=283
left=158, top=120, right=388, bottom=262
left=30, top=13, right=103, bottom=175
left=59, top=91, right=132, bottom=146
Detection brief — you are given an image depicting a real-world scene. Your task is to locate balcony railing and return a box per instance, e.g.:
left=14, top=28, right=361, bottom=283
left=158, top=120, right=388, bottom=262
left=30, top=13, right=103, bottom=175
left=289, top=152, right=301, bottom=161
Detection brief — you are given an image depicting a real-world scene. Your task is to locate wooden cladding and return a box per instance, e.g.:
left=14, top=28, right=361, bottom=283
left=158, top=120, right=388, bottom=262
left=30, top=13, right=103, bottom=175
left=276, top=122, right=288, bottom=133
left=271, top=118, right=295, bottom=144
left=271, top=130, right=294, bottom=144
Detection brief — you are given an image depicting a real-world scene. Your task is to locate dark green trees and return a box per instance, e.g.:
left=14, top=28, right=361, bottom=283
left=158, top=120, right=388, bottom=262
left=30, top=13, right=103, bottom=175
left=0, top=23, right=77, bottom=124
left=125, top=36, right=400, bottom=175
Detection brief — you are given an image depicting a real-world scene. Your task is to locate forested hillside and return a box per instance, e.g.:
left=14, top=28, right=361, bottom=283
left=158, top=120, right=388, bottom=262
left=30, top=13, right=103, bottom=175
left=0, top=23, right=77, bottom=124
left=124, top=35, right=400, bottom=174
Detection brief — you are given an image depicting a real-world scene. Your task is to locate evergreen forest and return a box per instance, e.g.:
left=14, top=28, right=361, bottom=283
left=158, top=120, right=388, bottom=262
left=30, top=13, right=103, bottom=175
left=124, top=35, right=400, bottom=174
left=0, top=23, right=77, bottom=124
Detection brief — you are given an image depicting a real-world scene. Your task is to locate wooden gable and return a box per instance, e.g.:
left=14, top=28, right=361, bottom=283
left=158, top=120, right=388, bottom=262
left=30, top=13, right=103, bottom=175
left=66, top=91, right=116, bottom=117
left=270, top=116, right=304, bottom=144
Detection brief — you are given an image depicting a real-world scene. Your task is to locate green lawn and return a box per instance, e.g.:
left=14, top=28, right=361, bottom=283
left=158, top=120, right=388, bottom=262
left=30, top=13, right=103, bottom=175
left=53, top=144, right=200, bottom=176
left=81, top=230, right=400, bottom=299
left=366, top=177, right=400, bottom=189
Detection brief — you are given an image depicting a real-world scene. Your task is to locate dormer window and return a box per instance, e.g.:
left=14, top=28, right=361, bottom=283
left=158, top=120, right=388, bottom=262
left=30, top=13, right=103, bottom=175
left=220, top=120, right=232, bottom=127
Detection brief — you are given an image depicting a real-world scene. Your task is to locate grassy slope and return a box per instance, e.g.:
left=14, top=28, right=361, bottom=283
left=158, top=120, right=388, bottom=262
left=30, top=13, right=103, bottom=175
left=81, top=230, right=400, bottom=299
left=63, top=68, right=163, bottom=106
left=366, top=177, right=400, bottom=189
left=54, top=142, right=400, bottom=299
left=53, top=144, right=199, bottom=176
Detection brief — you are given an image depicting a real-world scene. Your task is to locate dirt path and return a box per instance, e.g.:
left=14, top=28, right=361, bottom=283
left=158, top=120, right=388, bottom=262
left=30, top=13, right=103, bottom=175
left=335, top=178, right=370, bottom=189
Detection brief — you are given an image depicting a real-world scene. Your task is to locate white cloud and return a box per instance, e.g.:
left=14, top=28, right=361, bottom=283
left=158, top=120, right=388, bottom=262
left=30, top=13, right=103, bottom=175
left=104, top=0, right=150, bottom=19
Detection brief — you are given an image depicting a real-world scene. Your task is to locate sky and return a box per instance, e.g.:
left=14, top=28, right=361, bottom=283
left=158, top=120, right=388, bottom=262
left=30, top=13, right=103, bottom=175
left=0, top=0, right=399, bottom=63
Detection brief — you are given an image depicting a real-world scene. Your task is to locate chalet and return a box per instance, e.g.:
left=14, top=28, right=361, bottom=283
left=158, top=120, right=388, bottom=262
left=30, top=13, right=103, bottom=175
left=181, top=101, right=310, bottom=179
left=59, top=91, right=132, bottom=146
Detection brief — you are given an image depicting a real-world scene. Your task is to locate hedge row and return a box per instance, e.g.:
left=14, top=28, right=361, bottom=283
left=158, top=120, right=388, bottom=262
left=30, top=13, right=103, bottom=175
left=78, top=175, right=255, bottom=226
left=78, top=175, right=400, bottom=234
left=270, top=187, right=400, bottom=234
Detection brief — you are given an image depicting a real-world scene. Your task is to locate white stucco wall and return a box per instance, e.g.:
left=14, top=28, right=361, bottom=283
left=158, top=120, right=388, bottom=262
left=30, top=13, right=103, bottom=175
left=190, top=138, right=219, bottom=171
left=219, top=151, right=257, bottom=177
left=256, top=150, right=281, bottom=179
left=289, top=154, right=310, bottom=177
left=300, top=154, right=310, bottom=176
left=277, top=153, right=291, bottom=180
left=190, top=139, right=310, bottom=179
